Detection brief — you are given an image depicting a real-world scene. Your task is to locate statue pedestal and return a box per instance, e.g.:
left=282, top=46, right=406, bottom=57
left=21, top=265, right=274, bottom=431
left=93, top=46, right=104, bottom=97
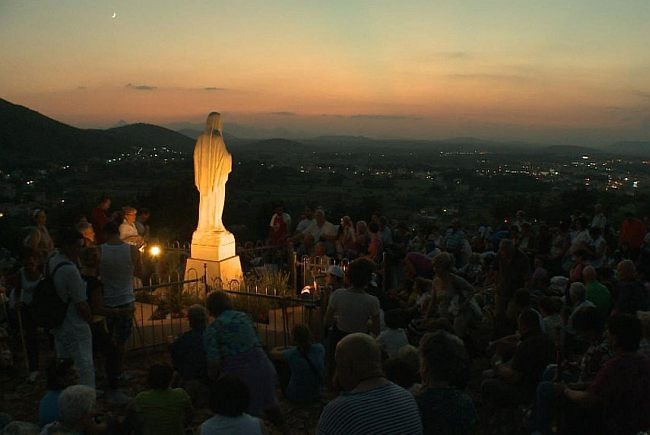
left=184, top=230, right=242, bottom=289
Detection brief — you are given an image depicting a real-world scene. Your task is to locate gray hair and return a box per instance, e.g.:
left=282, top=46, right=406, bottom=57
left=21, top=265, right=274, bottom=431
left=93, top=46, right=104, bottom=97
left=58, top=385, right=96, bottom=426
left=187, top=304, right=207, bottom=328
left=569, top=282, right=587, bottom=300
left=75, top=222, right=93, bottom=233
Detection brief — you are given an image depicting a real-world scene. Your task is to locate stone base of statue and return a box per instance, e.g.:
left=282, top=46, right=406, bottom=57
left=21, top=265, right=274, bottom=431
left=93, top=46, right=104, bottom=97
left=184, top=230, right=242, bottom=290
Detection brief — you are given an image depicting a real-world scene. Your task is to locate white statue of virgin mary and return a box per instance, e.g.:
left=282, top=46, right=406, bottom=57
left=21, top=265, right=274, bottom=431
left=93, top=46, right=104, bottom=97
left=194, top=112, right=232, bottom=233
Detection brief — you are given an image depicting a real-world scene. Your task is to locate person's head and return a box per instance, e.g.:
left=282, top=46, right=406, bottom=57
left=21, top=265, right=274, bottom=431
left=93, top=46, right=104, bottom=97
left=397, top=345, right=420, bottom=376
left=518, top=308, right=542, bottom=336
left=347, top=258, right=375, bottom=289
left=594, top=203, right=603, bottom=214
left=498, top=238, right=515, bottom=259
left=303, top=206, right=314, bottom=219
left=103, top=221, right=120, bottom=241
left=325, top=265, right=344, bottom=286
left=432, top=252, right=454, bottom=276
left=617, top=260, right=637, bottom=282
left=32, top=208, right=46, bottom=226
left=569, top=282, right=587, bottom=304
left=340, top=215, right=352, bottom=228
left=209, top=375, right=250, bottom=417
left=582, top=265, right=597, bottom=283
left=383, top=358, right=417, bottom=389
left=383, top=309, right=403, bottom=330
left=58, top=385, right=96, bottom=429
left=335, top=333, right=383, bottom=391
left=206, top=291, right=232, bottom=318
left=292, top=324, right=313, bottom=349
left=368, top=222, right=380, bottom=234
left=75, top=222, right=95, bottom=244
left=137, top=208, right=151, bottom=222
left=356, top=220, right=368, bottom=234
left=122, top=206, right=137, bottom=224
left=45, top=358, right=77, bottom=391
left=187, top=304, right=208, bottom=331
left=57, top=229, right=84, bottom=261
left=419, top=330, right=469, bottom=388
left=534, top=255, right=545, bottom=269
left=314, top=208, right=326, bottom=225
left=147, top=363, right=173, bottom=390
left=607, top=313, right=642, bottom=352
left=572, top=306, right=606, bottom=342
left=98, top=196, right=111, bottom=210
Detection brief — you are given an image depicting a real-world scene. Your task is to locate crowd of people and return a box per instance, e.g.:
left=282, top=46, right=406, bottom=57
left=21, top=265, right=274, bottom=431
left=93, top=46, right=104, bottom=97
left=1, top=198, right=650, bottom=434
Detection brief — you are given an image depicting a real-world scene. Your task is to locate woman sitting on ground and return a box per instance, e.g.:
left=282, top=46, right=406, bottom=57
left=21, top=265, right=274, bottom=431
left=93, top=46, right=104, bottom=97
left=270, top=324, right=325, bottom=403
left=200, top=374, right=264, bottom=435
left=204, top=292, right=287, bottom=432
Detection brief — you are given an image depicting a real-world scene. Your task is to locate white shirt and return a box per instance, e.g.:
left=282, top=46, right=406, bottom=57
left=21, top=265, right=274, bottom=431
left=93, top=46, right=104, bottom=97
left=303, top=220, right=337, bottom=242
left=100, top=243, right=135, bottom=307
left=199, top=413, right=263, bottom=435
left=328, top=288, right=380, bottom=333
left=119, top=220, right=141, bottom=246
left=296, top=218, right=315, bottom=234
left=591, top=213, right=607, bottom=229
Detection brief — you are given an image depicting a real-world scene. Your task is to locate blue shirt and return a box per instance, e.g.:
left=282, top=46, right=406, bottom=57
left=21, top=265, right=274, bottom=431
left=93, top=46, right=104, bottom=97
left=283, top=344, right=325, bottom=402
left=204, top=310, right=260, bottom=363
left=39, top=390, right=61, bottom=427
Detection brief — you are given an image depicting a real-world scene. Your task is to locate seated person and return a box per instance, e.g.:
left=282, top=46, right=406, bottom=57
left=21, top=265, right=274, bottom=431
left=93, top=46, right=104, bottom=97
left=270, top=324, right=324, bottom=402
left=129, top=363, right=193, bottom=435
left=560, top=314, right=650, bottom=435
left=538, top=296, right=562, bottom=342
left=200, top=375, right=264, bottom=435
left=171, top=304, right=208, bottom=381
left=41, top=385, right=104, bottom=435
left=481, top=309, right=555, bottom=410
left=417, top=330, right=478, bottom=434
left=532, top=306, right=612, bottom=434
left=376, top=309, right=408, bottom=359
left=170, top=304, right=209, bottom=408
left=39, top=359, right=77, bottom=427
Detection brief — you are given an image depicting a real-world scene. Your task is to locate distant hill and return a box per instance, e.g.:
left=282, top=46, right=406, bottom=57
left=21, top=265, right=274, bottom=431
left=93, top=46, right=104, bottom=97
left=605, top=141, right=650, bottom=157
left=232, top=138, right=308, bottom=154
left=542, top=145, right=602, bottom=156
left=0, top=98, right=193, bottom=167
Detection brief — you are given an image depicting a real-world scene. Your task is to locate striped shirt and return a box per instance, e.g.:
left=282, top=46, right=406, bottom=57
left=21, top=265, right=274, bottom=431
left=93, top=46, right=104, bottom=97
left=317, top=382, right=423, bottom=435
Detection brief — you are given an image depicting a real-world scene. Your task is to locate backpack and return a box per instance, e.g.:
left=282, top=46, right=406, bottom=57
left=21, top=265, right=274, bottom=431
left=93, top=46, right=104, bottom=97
left=31, top=260, right=73, bottom=329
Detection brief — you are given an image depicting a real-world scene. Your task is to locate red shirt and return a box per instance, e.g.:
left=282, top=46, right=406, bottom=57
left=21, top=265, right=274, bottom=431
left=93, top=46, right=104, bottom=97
left=619, top=218, right=646, bottom=249
left=91, top=206, right=109, bottom=243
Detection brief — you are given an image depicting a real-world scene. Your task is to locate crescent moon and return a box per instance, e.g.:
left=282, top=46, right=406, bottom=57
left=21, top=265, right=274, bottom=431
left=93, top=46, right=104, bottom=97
left=112, top=12, right=117, bottom=18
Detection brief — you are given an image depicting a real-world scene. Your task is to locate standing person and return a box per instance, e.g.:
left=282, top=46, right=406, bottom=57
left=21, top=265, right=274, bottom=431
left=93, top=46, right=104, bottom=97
left=75, top=222, right=96, bottom=249
left=8, top=250, right=43, bottom=381
left=203, top=292, right=286, bottom=432
left=99, top=221, right=139, bottom=382
left=269, top=204, right=291, bottom=246
left=91, top=196, right=111, bottom=244
left=135, top=208, right=151, bottom=243
left=24, top=208, right=54, bottom=265
left=48, top=229, right=95, bottom=388
left=619, top=212, right=646, bottom=259
left=317, top=333, right=423, bottom=435
left=119, top=206, right=144, bottom=248
left=613, top=259, right=648, bottom=315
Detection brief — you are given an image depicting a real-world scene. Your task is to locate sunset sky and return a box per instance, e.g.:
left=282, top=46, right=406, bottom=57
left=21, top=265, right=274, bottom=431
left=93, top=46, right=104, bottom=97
left=1, top=0, right=649, bottom=144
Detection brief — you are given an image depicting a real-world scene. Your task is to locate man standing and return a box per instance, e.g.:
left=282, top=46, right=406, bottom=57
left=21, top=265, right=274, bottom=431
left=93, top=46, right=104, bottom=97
left=317, top=333, right=422, bottom=435
left=100, top=222, right=140, bottom=384
left=91, top=196, right=110, bottom=244
left=49, top=229, right=95, bottom=388
left=119, top=206, right=143, bottom=248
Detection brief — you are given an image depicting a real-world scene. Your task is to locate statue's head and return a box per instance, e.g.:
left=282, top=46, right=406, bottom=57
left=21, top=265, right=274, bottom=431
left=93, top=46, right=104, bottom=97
left=206, top=112, right=222, bottom=134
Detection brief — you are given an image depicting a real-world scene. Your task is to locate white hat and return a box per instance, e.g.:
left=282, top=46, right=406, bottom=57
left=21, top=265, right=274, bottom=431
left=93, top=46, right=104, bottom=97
left=326, top=265, right=344, bottom=278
